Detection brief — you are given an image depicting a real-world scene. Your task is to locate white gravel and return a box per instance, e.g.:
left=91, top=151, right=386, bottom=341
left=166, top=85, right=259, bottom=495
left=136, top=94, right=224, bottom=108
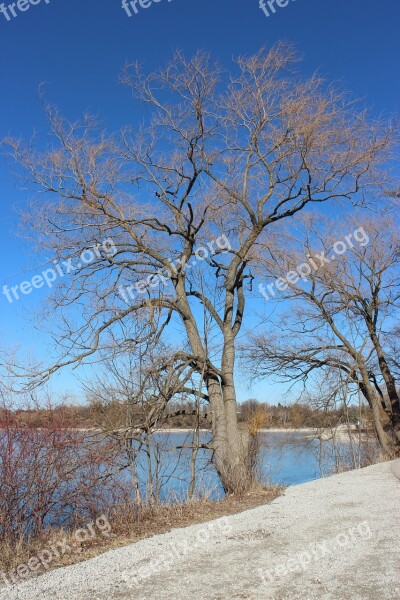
left=1, top=460, right=399, bottom=600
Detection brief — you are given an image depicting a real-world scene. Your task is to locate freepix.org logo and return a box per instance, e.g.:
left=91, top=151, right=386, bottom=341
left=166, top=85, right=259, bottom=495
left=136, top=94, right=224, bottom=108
left=259, top=0, right=296, bottom=18
left=258, top=227, right=369, bottom=302
left=2, top=238, right=117, bottom=304
left=122, top=0, right=172, bottom=18
left=0, top=0, right=50, bottom=22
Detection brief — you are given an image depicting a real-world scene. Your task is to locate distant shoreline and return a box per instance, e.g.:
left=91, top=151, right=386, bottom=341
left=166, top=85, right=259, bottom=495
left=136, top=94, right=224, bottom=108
left=155, top=427, right=318, bottom=434
left=0, top=426, right=367, bottom=438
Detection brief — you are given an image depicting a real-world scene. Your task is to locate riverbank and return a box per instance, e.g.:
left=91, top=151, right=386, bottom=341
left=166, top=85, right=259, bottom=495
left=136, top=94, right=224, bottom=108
left=0, top=487, right=282, bottom=592
left=2, top=460, right=398, bottom=599
left=259, top=426, right=374, bottom=442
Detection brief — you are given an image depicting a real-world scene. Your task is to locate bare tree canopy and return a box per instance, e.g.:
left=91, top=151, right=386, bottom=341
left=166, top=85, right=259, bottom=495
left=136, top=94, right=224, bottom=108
left=4, top=44, right=398, bottom=490
left=244, top=213, right=400, bottom=456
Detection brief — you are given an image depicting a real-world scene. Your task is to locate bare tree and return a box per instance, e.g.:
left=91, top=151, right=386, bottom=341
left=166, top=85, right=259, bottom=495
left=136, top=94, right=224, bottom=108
left=5, top=44, right=396, bottom=492
left=244, top=213, right=400, bottom=457
left=84, top=344, right=209, bottom=502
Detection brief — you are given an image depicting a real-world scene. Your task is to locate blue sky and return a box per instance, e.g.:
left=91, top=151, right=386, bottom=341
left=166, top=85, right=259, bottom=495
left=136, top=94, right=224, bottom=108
left=0, top=0, right=399, bottom=403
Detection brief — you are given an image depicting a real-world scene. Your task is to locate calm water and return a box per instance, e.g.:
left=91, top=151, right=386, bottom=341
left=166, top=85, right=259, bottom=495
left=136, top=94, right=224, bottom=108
left=0, top=430, right=366, bottom=533
left=129, top=431, right=360, bottom=500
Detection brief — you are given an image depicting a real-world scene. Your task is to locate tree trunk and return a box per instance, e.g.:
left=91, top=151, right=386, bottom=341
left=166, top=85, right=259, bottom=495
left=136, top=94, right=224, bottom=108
left=368, top=328, right=400, bottom=444
left=368, top=392, right=396, bottom=457
left=176, top=279, right=251, bottom=494
left=358, top=366, right=399, bottom=458
left=207, top=377, right=250, bottom=494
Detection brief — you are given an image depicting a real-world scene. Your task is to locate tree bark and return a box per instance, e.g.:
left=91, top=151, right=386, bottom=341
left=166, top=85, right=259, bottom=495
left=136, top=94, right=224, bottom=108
left=367, top=327, right=400, bottom=444
left=357, top=364, right=398, bottom=458
left=207, top=375, right=249, bottom=494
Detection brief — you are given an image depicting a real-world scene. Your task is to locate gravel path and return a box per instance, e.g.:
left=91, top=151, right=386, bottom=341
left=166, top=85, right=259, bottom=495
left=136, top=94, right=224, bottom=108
left=2, top=460, right=399, bottom=600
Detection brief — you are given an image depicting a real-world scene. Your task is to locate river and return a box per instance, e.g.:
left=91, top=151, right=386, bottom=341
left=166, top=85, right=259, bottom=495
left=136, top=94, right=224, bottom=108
left=127, top=430, right=374, bottom=500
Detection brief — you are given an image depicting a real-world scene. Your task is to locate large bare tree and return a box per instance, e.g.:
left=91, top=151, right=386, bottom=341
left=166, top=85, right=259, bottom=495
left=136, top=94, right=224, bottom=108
left=5, top=44, right=396, bottom=492
left=245, top=214, right=400, bottom=457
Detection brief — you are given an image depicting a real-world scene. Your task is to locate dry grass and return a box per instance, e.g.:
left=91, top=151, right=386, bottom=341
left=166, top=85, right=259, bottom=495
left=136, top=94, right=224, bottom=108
left=0, top=486, right=283, bottom=582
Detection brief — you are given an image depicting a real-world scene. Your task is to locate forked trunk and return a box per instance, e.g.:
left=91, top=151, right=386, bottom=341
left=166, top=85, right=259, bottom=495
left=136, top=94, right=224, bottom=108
left=206, top=375, right=250, bottom=495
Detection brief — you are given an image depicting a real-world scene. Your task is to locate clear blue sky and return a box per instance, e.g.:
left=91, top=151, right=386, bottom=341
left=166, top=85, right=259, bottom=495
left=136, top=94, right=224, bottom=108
left=0, top=0, right=399, bottom=402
